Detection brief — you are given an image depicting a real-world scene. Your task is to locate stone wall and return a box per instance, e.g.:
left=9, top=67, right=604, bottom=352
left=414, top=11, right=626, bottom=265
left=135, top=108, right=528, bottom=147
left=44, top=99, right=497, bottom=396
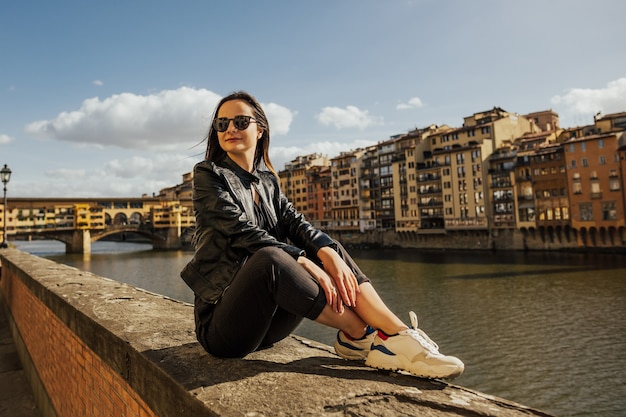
left=0, top=248, right=553, bottom=416
left=333, top=228, right=626, bottom=253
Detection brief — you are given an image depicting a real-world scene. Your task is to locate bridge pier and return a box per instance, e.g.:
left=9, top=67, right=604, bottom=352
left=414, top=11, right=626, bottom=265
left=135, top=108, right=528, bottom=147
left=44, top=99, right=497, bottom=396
left=152, top=226, right=182, bottom=250
left=67, top=229, right=91, bottom=254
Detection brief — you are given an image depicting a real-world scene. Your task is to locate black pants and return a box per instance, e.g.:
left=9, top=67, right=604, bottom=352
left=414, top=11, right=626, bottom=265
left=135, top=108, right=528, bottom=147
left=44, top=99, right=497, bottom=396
left=194, top=242, right=369, bottom=358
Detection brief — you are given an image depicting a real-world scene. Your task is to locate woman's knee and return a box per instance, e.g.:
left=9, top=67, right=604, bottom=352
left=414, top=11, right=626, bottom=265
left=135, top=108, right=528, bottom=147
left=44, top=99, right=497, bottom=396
left=244, top=246, right=296, bottom=275
left=254, top=246, right=292, bottom=261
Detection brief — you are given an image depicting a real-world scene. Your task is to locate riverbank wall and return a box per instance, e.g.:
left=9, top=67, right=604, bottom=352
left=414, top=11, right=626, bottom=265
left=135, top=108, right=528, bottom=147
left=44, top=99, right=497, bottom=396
left=331, top=227, right=626, bottom=253
left=0, top=248, right=553, bottom=416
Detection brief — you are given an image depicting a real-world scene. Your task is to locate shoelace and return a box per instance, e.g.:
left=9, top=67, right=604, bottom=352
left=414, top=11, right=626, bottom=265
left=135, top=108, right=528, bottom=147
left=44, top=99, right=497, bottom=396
left=406, top=311, right=441, bottom=355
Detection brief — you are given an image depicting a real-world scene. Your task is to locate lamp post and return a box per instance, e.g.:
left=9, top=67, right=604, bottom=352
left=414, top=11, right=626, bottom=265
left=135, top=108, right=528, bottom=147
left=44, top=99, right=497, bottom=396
left=1, top=164, right=11, bottom=248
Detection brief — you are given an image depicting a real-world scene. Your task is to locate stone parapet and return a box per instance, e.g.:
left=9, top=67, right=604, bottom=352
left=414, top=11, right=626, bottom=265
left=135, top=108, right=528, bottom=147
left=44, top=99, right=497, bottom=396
left=0, top=249, right=553, bottom=416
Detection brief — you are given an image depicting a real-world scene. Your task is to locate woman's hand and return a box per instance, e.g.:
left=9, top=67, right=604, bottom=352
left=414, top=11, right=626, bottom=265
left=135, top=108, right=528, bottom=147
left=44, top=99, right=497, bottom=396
left=316, top=246, right=359, bottom=308
left=297, top=256, right=344, bottom=313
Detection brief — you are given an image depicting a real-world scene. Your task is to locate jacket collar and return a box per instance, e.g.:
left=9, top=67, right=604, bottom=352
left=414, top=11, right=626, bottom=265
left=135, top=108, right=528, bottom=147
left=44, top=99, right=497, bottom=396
left=218, top=154, right=260, bottom=185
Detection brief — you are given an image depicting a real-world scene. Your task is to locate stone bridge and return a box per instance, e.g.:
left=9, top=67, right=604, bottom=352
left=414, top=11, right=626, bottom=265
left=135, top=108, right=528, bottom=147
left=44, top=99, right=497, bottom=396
left=13, top=224, right=190, bottom=254
left=3, top=197, right=195, bottom=254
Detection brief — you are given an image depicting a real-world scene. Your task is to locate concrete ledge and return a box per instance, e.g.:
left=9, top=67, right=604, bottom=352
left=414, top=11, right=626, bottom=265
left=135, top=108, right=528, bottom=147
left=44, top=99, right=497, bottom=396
left=1, top=249, right=553, bottom=416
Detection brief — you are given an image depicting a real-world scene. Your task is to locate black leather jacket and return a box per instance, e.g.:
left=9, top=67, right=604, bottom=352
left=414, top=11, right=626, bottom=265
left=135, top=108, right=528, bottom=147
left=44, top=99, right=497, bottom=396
left=180, top=156, right=335, bottom=303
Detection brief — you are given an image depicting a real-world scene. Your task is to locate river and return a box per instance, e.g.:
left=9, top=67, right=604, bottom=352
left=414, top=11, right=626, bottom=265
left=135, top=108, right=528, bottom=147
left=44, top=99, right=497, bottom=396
left=11, top=239, right=626, bottom=417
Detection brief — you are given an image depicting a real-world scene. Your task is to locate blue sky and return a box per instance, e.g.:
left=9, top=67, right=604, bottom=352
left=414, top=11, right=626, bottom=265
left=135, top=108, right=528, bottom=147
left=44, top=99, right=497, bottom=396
left=1, top=0, right=626, bottom=198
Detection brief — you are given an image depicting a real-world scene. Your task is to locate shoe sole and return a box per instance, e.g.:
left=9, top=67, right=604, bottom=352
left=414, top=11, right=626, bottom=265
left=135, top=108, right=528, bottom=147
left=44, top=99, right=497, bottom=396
left=365, top=347, right=464, bottom=379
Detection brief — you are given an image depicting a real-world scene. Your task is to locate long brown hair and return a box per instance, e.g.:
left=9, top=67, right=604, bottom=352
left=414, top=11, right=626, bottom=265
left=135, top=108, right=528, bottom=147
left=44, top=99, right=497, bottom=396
left=204, top=91, right=277, bottom=176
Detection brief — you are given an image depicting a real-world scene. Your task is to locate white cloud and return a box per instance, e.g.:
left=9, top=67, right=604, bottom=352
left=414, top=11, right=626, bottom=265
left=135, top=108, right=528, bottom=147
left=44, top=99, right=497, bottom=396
left=25, top=87, right=221, bottom=150
left=551, top=78, right=626, bottom=124
left=103, top=153, right=195, bottom=180
left=396, top=97, right=424, bottom=110
left=24, top=87, right=296, bottom=151
left=20, top=153, right=197, bottom=198
left=0, top=134, right=14, bottom=144
left=105, top=156, right=156, bottom=179
left=316, top=105, right=383, bottom=130
left=264, top=102, right=296, bottom=136
left=92, top=80, right=104, bottom=87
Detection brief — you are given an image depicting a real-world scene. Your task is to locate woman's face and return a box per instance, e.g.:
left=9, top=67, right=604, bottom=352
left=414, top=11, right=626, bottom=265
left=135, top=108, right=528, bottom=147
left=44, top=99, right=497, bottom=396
left=216, top=99, right=263, bottom=170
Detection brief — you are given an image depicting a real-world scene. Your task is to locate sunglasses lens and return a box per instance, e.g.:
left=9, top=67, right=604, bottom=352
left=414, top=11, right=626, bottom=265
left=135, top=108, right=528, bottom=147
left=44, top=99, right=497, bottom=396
left=214, top=118, right=229, bottom=132
left=213, top=116, right=254, bottom=132
left=233, top=116, right=250, bottom=130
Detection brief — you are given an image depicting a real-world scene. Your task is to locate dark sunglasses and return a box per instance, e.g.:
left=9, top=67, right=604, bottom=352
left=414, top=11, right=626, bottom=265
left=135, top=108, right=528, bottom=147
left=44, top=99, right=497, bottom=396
left=213, top=115, right=258, bottom=132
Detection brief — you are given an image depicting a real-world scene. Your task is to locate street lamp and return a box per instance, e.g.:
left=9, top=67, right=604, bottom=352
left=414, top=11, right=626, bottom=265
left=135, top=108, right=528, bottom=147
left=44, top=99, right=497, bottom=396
left=1, top=164, right=11, bottom=248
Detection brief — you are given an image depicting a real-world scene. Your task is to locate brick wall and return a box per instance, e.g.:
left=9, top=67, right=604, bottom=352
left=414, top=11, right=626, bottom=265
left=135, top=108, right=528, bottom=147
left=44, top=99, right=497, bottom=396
left=0, top=249, right=211, bottom=417
left=2, top=261, right=156, bottom=417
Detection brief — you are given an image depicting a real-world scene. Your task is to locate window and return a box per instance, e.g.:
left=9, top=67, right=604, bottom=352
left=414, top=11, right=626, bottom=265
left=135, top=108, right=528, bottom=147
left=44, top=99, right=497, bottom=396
left=579, top=203, right=593, bottom=221
left=573, top=182, right=582, bottom=194
left=599, top=155, right=606, bottom=165
left=601, top=201, right=617, bottom=220
left=582, top=158, right=588, bottom=167
left=570, top=160, right=577, bottom=168
left=598, top=138, right=604, bottom=148
left=581, top=142, right=586, bottom=151
left=519, top=207, right=535, bottom=222
left=591, top=182, right=601, bottom=194
left=610, top=179, right=620, bottom=191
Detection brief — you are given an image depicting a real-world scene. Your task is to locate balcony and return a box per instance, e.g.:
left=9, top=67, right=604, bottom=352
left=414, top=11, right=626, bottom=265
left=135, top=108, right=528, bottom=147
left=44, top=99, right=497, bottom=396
left=491, top=181, right=512, bottom=189
left=418, top=200, right=443, bottom=208
left=591, top=192, right=603, bottom=199
left=445, top=217, right=488, bottom=230
left=419, top=187, right=442, bottom=195
left=417, top=174, right=441, bottom=183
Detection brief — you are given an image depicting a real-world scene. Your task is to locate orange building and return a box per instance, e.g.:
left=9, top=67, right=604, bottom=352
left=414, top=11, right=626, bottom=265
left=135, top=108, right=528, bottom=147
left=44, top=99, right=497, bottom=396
left=306, top=165, right=332, bottom=230
left=565, top=131, right=625, bottom=246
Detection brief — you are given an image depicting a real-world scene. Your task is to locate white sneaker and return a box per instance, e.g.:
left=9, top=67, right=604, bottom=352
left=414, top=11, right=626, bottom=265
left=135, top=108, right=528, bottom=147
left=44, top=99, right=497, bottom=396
left=334, top=326, right=376, bottom=361
left=365, top=311, right=464, bottom=379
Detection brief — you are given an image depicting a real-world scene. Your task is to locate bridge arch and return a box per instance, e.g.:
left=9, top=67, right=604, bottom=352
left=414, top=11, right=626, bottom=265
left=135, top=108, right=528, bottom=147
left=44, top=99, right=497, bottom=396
left=129, top=212, right=143, bottom=225
left=113, top=213, right=128, bottom=225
